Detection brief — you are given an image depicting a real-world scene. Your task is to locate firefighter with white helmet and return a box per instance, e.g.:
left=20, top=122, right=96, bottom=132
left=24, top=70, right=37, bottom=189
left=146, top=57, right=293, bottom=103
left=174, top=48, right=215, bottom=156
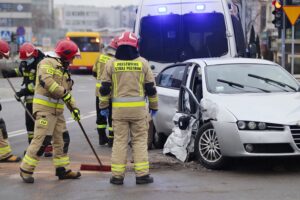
left=93, top=37, right=118, bottom=147
left=99, top=32, right=158, bottom=185
left=20, top=39, right=81, bottom=183
left=0, top=39, right=21, bottom=163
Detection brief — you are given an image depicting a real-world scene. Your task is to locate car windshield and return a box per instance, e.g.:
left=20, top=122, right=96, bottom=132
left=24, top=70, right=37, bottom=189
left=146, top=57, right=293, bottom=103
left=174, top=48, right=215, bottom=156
left=69, top=37, right=100, bottom=52
left=139, top=13, right=228, bottom=63
left=205, top=64, right=299, bottom=94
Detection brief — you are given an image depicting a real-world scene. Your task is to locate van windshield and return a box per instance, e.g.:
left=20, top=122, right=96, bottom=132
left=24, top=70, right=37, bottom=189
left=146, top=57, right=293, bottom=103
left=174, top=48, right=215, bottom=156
left=139, top=13, right=228, bottom=63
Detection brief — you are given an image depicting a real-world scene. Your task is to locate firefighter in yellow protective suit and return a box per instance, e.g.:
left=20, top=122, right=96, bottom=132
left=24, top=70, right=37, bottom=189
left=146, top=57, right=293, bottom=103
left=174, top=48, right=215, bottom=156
left=20, top=39, right=81, bottom=183
left=92, top=37, right=118, bottom=147
left=0, top=39, right=21, bottom=163
left=100, top=32, right=158, bottom=185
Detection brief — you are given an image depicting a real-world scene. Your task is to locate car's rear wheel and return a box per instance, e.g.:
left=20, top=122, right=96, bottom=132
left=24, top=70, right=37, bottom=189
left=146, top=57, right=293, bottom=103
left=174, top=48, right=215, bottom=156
left=195, top=122, right=228, bottom=170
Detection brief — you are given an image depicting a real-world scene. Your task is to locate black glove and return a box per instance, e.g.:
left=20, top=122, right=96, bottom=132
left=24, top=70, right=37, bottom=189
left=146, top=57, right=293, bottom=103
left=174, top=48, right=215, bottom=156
left=15, top=89, right=27, bottom=102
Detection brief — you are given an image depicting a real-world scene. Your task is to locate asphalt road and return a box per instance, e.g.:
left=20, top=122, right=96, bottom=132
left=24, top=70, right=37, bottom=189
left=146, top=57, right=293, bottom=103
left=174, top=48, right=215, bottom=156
left=1, top=75, right=300, bottom=200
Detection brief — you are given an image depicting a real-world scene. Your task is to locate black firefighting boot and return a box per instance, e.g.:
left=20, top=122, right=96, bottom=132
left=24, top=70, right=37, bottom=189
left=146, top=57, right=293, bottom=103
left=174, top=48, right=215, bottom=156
left=44, top=145, right=53, bottom=157
left=20, top=172, right=34, bottom=184
left=98, top=129, right=108, bottom=145
left=110, top=176, right=124, bottom=185
left=108, top=131, right=114, bottom=148
left=56, top=167, right=81, bottom=180
left=0, top=155, right=21, bottom=163
left=136, top=175, right=154, bottom=185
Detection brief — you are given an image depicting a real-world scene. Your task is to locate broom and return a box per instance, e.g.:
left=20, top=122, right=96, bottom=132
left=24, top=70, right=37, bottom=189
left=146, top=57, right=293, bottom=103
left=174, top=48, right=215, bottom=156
left=75, top=117, right=111, bottom=172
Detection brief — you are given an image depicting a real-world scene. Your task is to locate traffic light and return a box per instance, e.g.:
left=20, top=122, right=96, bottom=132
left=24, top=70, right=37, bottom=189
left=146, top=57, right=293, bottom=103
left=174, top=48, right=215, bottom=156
left=272, top=0, right=283, bottom=29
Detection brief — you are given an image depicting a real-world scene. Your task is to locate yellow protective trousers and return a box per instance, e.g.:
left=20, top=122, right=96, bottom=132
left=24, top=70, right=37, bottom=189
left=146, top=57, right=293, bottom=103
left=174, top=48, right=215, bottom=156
left=0, top=118, right=12, bottom=160
left=20, top=111, right=70, bottom=174
left=111, top=117, right=150, bottom=178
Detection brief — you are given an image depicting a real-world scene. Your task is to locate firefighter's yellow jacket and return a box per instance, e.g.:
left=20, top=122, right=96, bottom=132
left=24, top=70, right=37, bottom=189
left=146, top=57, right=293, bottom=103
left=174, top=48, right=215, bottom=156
left=99, top=56, right=158, bottom=120
left=33, top=57, right=76, bottom=115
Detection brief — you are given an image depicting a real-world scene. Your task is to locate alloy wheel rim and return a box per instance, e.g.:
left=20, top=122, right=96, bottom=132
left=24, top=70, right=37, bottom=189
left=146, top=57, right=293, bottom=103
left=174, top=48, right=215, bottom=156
left=199, top=128, right=222, bottom=163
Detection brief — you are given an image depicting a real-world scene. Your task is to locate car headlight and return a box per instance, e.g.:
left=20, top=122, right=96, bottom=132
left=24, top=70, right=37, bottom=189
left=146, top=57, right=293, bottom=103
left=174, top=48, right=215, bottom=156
left=237, top=121, right=284, bottom=131
left=258, top=122, right=267, bottom=130
left=248, top=121, right=257, bottom=130
left=237, top=121, right=246, bottom=129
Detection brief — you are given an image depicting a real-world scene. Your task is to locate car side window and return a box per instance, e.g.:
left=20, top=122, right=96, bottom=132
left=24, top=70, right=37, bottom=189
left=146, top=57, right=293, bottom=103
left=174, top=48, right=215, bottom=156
left=157, top=65, right=186, bottom=89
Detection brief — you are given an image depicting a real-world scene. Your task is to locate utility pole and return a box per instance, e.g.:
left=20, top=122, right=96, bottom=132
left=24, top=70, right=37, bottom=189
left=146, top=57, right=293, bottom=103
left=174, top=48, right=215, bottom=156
left=281, top=0, right=286, bottom=68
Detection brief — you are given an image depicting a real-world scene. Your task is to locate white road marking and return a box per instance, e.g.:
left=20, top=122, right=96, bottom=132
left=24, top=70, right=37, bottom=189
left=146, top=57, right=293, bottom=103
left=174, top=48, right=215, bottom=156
left=0, top=98, right=16, bottom=103
left=8, top=112, right=96, bottom=138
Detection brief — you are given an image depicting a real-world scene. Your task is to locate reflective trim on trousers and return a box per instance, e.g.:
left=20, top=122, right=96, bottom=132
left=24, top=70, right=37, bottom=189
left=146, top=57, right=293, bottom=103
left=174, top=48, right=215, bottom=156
left=134, top=162, right=149, bottom=171
left=23, top=155, right=38, bottom=167
left=0, top=146, right=11, bottom=155
left=53, top=156, right=70, bottom=167
left=28, top=132, right=34, bottom=139
left=111, top=164, right=126, bottom=172
left=97, top=124, right=107, bottom=129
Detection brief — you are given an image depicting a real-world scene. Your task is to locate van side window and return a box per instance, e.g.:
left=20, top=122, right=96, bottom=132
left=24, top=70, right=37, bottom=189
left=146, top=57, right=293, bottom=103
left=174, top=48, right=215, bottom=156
left=158, top=65, right=186, bottom=89
left=231, top=15, right=246, bottom=57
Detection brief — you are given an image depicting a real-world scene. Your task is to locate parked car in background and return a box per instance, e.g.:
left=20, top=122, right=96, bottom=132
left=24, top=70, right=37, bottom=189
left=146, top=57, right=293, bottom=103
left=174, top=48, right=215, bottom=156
left=153, top=58, right=300, bottom=169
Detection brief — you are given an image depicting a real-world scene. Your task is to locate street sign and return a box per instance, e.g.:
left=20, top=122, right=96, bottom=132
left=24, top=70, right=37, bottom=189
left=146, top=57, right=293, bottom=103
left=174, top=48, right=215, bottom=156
left=283, top=6, right=300, bottom=25
left=1, top=31, right=11, bottom=42
left=16, top=26, right=25, bottom=36
left=17, top=35, right=25, bottom=45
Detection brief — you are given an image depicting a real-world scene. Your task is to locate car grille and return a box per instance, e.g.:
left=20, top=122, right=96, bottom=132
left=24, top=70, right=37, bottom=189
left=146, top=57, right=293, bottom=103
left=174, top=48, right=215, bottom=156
left=290, top=125, right=300, bottom=148
left=266, top=123, right=285, bottom=131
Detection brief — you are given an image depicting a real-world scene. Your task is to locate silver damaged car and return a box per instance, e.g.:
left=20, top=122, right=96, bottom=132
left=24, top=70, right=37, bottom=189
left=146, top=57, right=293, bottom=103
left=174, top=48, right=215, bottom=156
left=153, top=58, right=300, bottom=169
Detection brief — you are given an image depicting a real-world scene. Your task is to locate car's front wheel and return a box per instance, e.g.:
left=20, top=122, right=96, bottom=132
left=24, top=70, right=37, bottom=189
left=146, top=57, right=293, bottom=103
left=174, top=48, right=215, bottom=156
left=194, top=122, right=228, bottom=170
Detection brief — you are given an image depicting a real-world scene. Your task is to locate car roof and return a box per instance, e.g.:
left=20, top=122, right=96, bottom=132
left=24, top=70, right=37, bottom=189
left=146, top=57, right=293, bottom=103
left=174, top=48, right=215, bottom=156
left=186, top=58, right=277, bottom=66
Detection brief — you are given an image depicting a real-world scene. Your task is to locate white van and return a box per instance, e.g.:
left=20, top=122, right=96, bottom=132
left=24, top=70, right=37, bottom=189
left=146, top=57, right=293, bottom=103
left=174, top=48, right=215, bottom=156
left=134, top=0, right=246, bottom=75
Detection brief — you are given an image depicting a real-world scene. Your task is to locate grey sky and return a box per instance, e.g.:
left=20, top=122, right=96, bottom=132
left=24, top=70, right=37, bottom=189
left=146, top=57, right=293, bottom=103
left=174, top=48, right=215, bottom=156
left=54, top=0, right=140, bottom=7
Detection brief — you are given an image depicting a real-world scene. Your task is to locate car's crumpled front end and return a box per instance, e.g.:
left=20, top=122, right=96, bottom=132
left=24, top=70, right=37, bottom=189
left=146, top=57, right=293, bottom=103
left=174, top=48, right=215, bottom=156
left=203, top=93, right=300, bottom=157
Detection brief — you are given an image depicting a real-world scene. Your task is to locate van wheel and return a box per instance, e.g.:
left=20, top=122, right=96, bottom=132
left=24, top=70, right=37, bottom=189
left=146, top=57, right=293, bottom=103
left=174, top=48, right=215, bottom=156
left=194, top=122, right=228, bottom=170
left=152, top=126, right=167, bottom=149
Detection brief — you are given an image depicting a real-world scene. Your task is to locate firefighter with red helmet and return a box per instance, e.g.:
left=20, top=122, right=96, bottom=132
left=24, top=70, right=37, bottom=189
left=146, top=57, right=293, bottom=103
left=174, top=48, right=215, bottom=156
left=93, top=37, right=118, bottom=147
left=100, top=32, right=158, bottom=185
left=0, top=39, right=21, bottom=163
left=20, top=39, right=81, bottom=183
left=1, top=43, right=46, bottom=143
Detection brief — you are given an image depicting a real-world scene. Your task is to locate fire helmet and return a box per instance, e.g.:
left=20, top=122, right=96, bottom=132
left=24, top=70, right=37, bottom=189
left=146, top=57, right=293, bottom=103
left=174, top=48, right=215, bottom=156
left=0, top=39, right=10, bottom=59
left=19, top=43, right=38, bottom=60
left=55, top=39, right=80, bottom=61
left=109, top=36, right=119, bottom=49
left=117, top=32, right=138, bottom=48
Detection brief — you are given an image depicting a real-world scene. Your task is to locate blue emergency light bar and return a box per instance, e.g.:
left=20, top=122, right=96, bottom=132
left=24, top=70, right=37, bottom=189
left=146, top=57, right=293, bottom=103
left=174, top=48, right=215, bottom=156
left=158, top=6, right=167, bottom=13
left=196, top=4, right=205, bottom=11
